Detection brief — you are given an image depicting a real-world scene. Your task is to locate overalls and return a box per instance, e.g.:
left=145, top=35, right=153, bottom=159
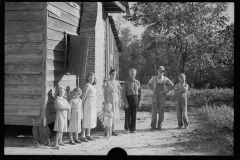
left=176, top=84, right=188, bottom=127
left=151, top=80, right=166, bottom=128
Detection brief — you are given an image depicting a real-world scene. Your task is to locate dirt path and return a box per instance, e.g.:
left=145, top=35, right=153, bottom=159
left=4, top=109, right=232, bottom=155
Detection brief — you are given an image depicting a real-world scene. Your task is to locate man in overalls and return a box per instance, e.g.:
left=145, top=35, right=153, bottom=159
left=147, top=66, right=174, bottom=130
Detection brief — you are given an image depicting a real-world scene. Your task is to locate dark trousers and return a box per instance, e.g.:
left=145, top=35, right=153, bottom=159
left=124, top=95, right=138, bottom=131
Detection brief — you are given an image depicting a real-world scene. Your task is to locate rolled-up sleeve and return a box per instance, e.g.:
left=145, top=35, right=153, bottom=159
left=122, top=80, right=128, bottom=105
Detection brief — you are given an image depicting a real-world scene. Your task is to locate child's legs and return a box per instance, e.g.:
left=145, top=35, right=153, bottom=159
left=69, top=132, right=73, bottom=140
left=182, top=97, right=188, bottom=126
left=158, top=94, right=165, bottom=127
left=109, top=125, right=112, bottom=137
left=59, top=132, right=64, bottom=143
left=74, top=132, right=79, bottom=139
left=176, top=97, right=183, bottom=127
left=86, top=128, right=91, bottom=136
left=55, top=131, right=61, bottom=145
left=106, top=126, right=110, bottom=137
left=81, top=128, right=86, bottom=138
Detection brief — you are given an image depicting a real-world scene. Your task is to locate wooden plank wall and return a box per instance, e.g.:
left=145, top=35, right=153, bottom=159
left=45, top=2, right=82, bottom=123
left=5, top=2, right=45, bottom=126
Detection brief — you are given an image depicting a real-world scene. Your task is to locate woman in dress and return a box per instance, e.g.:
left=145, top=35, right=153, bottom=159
left=81, top=72, right=97, bottom=142
left=103, top=69, right=121, bottom=136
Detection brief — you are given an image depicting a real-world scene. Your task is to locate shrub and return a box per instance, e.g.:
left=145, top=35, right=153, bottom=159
left=199, top=104, right=234, bottom=131
left=188, top=88, right=234, bottom=107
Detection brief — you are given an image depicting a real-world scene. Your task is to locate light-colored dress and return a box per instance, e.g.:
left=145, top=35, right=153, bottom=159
left=104, top=80, right=121, bottom=124
left=103, top=111, right=114, bottom=127
left=54, top=96, right=70, bottom=132
left=82, top=83, right=97, bottom=129
left=68, top=98, right=82, bottom=133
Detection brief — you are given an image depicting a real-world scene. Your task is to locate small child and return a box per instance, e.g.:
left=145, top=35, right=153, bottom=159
left=53, top=86, right=71, bottom=148
left=103, top=103, right=114, bottom=139
left=68, top=88, right=83, bottom=144
left=174, top=74, right=189, bottom=129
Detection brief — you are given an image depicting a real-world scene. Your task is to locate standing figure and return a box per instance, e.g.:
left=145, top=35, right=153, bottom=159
left=122, top=68, right=142, bottom=134
left=147, top=66, right=174, bottom=130
left=68, top=87, right=83, bottom=145
left=81, top=72, right=97, bottom=142
left=174, top=74, right=189, bottom=129
left=103, top=69, right=121, bottom=136
left=103, top=103, right=114, bottom=139
left=53, top=86, right=71, bottom=148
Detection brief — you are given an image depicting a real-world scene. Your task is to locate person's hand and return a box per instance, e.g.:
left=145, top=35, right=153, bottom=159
left=125, top=104, right=129, bottom=109
left=138, top=101, right=142, bottom=108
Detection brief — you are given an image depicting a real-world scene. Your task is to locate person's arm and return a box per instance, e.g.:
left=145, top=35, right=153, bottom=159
left=55, top=97, right=70, bottom=110
left=82, top=84, right=90, bottom=105
left=68, top=99, right=73, bottom=120
left=103, top=81, right=108, bottom=104
left=79, top=98, right=83, bottom=120
left=174, top=84, right=182, bottom=96
left=163, top=77, right=174, bottom=94
left=117, top=81, right=122, bottom=108
left=147, top=77, right=155, bottom=93
left=181, top=83, right=189, bottom=93
left=137, top=81, right=142, bottom=107
left=122, top=80, right=128, bottom=106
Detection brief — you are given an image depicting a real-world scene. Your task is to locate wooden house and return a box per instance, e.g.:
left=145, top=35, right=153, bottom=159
left=5, top=2, right=129, bottom=142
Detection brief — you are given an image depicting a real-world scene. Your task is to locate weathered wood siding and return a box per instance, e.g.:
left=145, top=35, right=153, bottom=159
left=45, top=2, right=82, bottom=121
left=4, top=2, right=46, bottom=126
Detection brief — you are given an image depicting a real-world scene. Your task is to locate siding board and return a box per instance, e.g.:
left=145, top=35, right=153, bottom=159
left=48, top=16, right=78, bottom=35
left=48, top=4, right=79, bottom=27
left=5, top=10, right=44, bottom=21
left=5, top=21, right=43, bottom=32
left=47, top=39, right=65, bottom=52
left=5, top=31, right=42, bottom=43
left=5, top=74, right=42, bottom=84
left=46, top=60, right=65, bottom=71
left=47, top=49, right=65, bottom=61
left=47, top=29, right=65, bottom=42
left=48, top=2, right=81, bottom=18
left=5, top=2, right=45, bottom=10
left=46, top=71, right=76, bottom=81
left=5, top=115, right=37, bottom=126
left=5, top=84, right=42, bottom=94
left=5, top=105, right=41, bottom=116
left=5, top=59, right=42, bottom=74
left=5, top=94, right=41, bottom=105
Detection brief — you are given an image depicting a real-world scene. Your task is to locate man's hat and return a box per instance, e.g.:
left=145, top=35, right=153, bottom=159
left=158, top=66, right=165, bottom=71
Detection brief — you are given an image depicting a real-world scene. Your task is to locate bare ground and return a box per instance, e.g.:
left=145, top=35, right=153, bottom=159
left=4, top=109, right=233, bottom=155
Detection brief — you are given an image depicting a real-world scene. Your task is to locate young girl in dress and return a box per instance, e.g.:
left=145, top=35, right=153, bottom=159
left=81, top=72, right=97, bottom=142
left=54, top=86, right=71, bottom=148
left=103, top=103, right=114, bottom=139
left=68, top=87, right=83, bottom=145
left=174, top=74, right=189, bottom=129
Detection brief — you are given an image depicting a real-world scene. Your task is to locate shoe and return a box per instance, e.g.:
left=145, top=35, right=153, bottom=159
left=58, top=142, right=66, bottom=146
left=86, top=136, right=94, bottom=141
left=130, top=131, right=137, bottom=134
left=74, top=139, right=81, bottom=143
left=81, top=137, right=89, bottom=142
left=177, top=126, right=182, bottom=129
left=112, top=132, right=118, bottom=136
left=150, top=127, right=157, bottom=131
left=69, top=140, right=76, bottom=145
left=157, top=126, right=162, bottom=130
left=125, top=130, right=129, bottom=134
left=53, top=144, right=60, bottom=149
left=184, top=125, right=188, bottom=129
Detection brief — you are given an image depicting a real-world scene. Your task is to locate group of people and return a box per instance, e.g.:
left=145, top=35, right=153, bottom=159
left=53, top=66, right=189, bottom=148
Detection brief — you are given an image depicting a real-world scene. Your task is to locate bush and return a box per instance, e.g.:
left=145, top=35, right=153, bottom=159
left=199, top=104, right=234, bottom=131
left=188, top=88, right=234, bottom=107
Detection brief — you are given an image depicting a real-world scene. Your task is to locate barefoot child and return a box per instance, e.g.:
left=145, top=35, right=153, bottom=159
left=103, top=103, right=114, bottom=139
left=68, top=88, right=83, bottom=144
left=54, top=86, right=71, bottom=148
left=174, top=74, right=189, bottom=129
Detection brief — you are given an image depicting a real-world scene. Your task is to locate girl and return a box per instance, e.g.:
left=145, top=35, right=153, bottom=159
left=174, top=74, right=189, bottom=129
left=53, top=86, right=71, bottom=148
left=68, top=88, right=83, bottom=144
left=81, top=72, right=97, bottom=142
left=103, top=103, right=114, bottom=139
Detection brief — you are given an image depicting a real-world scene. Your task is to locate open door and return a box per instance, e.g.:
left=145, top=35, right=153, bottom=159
left=67, top=35, right=90, bottom=87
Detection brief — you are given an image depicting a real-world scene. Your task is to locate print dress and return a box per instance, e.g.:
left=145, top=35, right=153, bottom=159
left=82, top=83, right=97, bottom=129
left=68, top=98, right=82, bottom=133
left=104, top=80, right=121, bottom=124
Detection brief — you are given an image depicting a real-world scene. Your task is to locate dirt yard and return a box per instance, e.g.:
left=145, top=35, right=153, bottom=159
left=4, top=108, right=233, bottom=155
